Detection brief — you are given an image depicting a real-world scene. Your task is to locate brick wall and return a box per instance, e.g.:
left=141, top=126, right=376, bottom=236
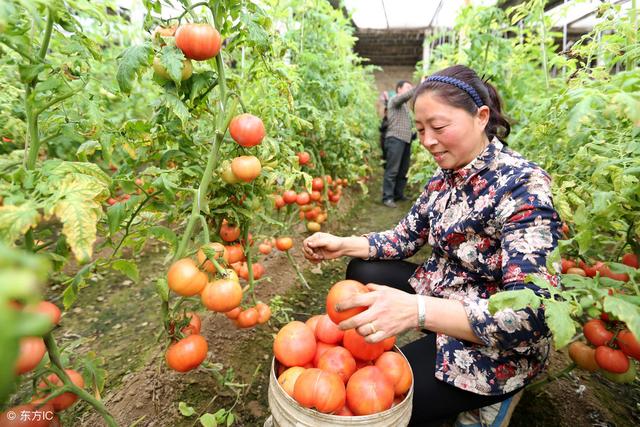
left=373, top=65, right=417, bottom=117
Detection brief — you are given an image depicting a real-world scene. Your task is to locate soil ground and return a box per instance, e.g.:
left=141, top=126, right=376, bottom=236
left=14, top=173, right=638, bottom=427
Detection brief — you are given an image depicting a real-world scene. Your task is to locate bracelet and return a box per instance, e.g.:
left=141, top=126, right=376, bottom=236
left=416, top=295, right=426, bottom=330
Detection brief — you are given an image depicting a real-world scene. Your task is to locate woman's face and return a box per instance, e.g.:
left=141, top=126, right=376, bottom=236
left=414, top=91, right=490, bottom=170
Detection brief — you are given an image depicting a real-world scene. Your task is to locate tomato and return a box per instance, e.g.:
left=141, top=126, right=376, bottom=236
left=595, top=346, right=630, bottom=373
left=601, top=360, right=636, bottom=383
left=308, top=191, right=321, bottom=202
left=275, top=237, right=293, bottom=251
left=335, top=405, right=353, bottom=416
left=282, top=190, right=297, bottom=204
left=239, top=262, right=265, bottom=281
left=236, top=308, right=259, bottom=328
left=346, top=366, right=394, bottom=415
left=175, top=23, right=221, bottom=60
left=579, top=260, right=601, bottom=278
left=560, top=258, right=576, bottom=274
left=225, top=307, right=241, bottom=320
left=167, top=258, right=207, bottom=297
left=326, top=280, right=369, bottom=324
left=15, top=337, right=46, bottom=375
left=201, top=279, right=242, bottom=313
left=313, top=341, right=337, bottom=367
left=566, top=267, right=586, bottom=276
left=317, top=346, right=356, bottom=384
left=315, top=315, right=344, bottom=344
left=255, top=302, right=271, bottom=324
left=181, top=312, right=201, bottom=336
left=329, top=193, right=341, bottom=203
left=220, top=219, right=241, bottom=242
left=278, top=366, right=306, bottom=398
left=37, top=369, right=84, bottom=411
left=274, top=195, right=285, bottom=209
left=258, top=242, right=272, bottom=255
left=567, top=341, right=599, bottom=372
left=152, top=25, right=177, bottom=41
left=561, top=222, right=569, bottom=236
left=225, top=244, right=245, bottom=264
left=616, top=330, right=640, bottom=360
left=0, top=403, right=55, bottom=426
left=297, top=152, right=311, bottom=165
left=343, top=329, right=385, bottom=362
left=293, top=368, right=346, bottom=413
left=306, top=222, right=321, bottom=233
left=231, top=155, right=261, bottom=182
left=229, top=113, right=266, bottom=147
left=274, top=321, right=317, bottom=367
left=583, top=319, right=614, bottom=347
left=107, top=197, right=117, bottom=206
left=382, top=336, right=396, bottom=351
left=305, top=315, right=323, bottom=334
left=26, top=301, right=61, bottom=326
left=296, top=192, right=310, bottom=205
left=621, top=253, right=639, bottom=269
left=311, top=177, right=324, bottom=191
left=152, top=56, right=192, bottom=81
left=166, top=335, right=208, bottom=372
left=375, top=351, right=412, bottom=395
left=197, top=242, right=228, bottom=273
left=220, top=163, right=240, bottom=184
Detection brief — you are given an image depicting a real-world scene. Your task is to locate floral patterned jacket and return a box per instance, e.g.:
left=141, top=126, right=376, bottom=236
left=366, top=138, right=562, bottom=396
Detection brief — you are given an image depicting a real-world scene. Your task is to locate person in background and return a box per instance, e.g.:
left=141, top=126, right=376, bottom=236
left=382, top=80, right=416, bottom=208
left=304, top=64, right=562, bottom=427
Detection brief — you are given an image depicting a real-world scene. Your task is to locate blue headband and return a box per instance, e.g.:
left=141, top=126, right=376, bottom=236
left=424, top=75, right=484, bottom=108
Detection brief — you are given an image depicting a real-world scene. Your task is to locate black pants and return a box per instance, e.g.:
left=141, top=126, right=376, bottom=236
left=382, top=136, right=411, bottom=202
left=346, top=258, right=522, bottom=426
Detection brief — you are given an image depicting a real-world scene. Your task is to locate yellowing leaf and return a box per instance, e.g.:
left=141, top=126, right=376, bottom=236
left=0, top=202, right=41, bottom=244
left=53, top=195, right=101, bottom=263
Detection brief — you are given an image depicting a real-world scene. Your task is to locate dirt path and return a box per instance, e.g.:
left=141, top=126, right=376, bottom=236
left=34, top=173, right=638, bottom=426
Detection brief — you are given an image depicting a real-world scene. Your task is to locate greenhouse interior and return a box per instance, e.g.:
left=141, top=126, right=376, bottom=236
left=0, top=0, right=638, bottom=426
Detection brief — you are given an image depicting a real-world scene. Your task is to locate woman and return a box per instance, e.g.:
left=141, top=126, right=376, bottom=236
left=303, top=65, right=562, bottom=427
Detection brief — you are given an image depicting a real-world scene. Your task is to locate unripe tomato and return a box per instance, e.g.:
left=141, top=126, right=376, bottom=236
left=167, top=258, right=207, bottom=296
left=601, top=360, right=636, bottom=383
left=297, top=151, right=311, bottom=165
left=595, top=346, right=630, bottom=373
left=282, top=190, right=297, bottom=204
left=326, top=280, right=369, bottom=324
left=306, top=221, right=321, bottom=232
left=220, top=163, right=240, bottom=184
left=583, top=319, right=614, bottom=347
left=259, top=242, right=272, bottom=255
left=275, top=237, right=293, bottom=251
left=568, top=341, right=599, bottom=372
left=37, top=369, right=84, bottom=411
left=166, top=335, right=208, bottom=372
left=566, top=267, right=586, bottom=276
left=201, top=279, right=242, bottom=312
left=175, top=23, right=221, bottom=60
left=236, top=308, right=259, bottom=328
left=616, top=330, right=640, bottom=360
left=152, top=56, right=193, bottom=81
left=278, top=366, right=306, bottom=398
left=293, top=368, right=346, bottom=413
left=197, top=242, right=228, bottom=273
left=229, top=113, right=265, bottom=147
left=219, top=219, right=241, bottom=242
left=15, top=337, right=46, bottom=375
left=151, top=25, right=177, bottom=43
left=231, top=155, right=261, bottom=182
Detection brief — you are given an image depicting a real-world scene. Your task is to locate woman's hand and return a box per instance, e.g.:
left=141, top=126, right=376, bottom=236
left=302, top=232, right=344, bottom=263
left=335, top=284, right=418, bottom=343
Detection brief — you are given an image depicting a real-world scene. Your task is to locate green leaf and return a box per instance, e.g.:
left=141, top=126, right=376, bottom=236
left=199, top=413, right=217, bottom=427
left=112, top=260, right=140, bottom=282
left=603, top=296, right=640, bottom=340
left=488, top=289, right=540, bottom=314
left=158, top=45, right=187, bottom=83
left=178, top=402, right=196, bottom=417
left=0, top=202, right=41, bottom=244
left=107, top=203, right=126, bottom=235
left=544, top=299, right=576, bottom=349
left=76, top=140, right=102, bottom=158
left=18, top=63, right=45, bottom=84
left=117, top=44, right=153, bottom=94
left=226, top=413, right=235, bottom=426
left=147, top=226, right=178, bottom=250
left=162, top=92, right=190, bottom=125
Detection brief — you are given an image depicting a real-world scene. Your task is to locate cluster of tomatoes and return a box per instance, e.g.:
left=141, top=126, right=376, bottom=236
left=274, top=175, right=349, bottom=233
left=6, top=301, right=84, bottom=424
left=560, top=252, right=638, bottom=280
left=569, top=317, right=639, bottom=383
left=272, top=280, right=412, bottom=416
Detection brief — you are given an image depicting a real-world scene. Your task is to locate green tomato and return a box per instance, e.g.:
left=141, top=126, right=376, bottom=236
left=153, top=57, right=193, bottom=81
left=601, top=360, right=636, bottom=383
left=220, top=164, right=240, bottom=184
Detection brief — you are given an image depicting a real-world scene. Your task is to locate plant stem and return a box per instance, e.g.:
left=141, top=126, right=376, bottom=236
left=285, top=251, right=310, bottom=289
left=539, top=4, right=550, bottom=89
left=243, top=224, right=257, bottom=303
left=38, top=7, right=54, bottom=60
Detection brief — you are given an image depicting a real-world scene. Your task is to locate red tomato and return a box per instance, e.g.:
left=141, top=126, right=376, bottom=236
left=305, top=314, right=323, bottom=334
left=167, top=258, right=207, bottom=296
left=346, top=366, right=394, bottom=415
left=229, top=113, right=266, bottom=147
left=107, top=197, right=117, bottom=206
left=274, top=321, right=317, bottom=367
left=274, top=195, right=285, bottom=209
left=225, top=244, right=245, bottom=264
left=343, top=329, right=385, bottom=361
left=282, top=190, right=297, bottom=204
left=616, top=330, right=640, bottom=360
left=309, top=191, right=322, bottom=202
left=236, top=308, right=259, bottom=328
left=225, top=307, right=241, bottom=320
left=175, top=23, right=221, bottom=60
left=375, top=351, right=412, bottom=395
left=231, top=155, right=261, bottom=182
left=201, top=279, right=242, bottom=313
left=275, top=237, right=293, bottom=251
left=296, top=192, right=310, bottom=205
left=561, top=222, right=569, bottom=236
left=293, top=368, right=346, bottom=413
left=26, top=301, right=61, bottom=326
left=579, top=260, right=602, bottom=278
left=560, top=258, right=576, bottom=274
left=567, top=341, right=599, bottom=372
left=181, top=312, right=202, bottom=336
left=335, top=405, right=353, bottom=416
left=314, top=341, right=338, bottom=367
left=595, top=346, right=630, bottom=373
left=37, top=369, right=84, bottom=411
left=278, top=366, right=306, bottom=398
left=311, top=177, right=324, bottom=191
left=15, top=337, right=46, bottom=375
left=297, top=152, right=311, bottom=165
left=382, top=336, right=396, bottom=351
left=255, top=302, right=271, bottom=324
left=258, top=242, right=272, bottom=255
left=166, top=335, right=208, bottom=372
left=326, top=280, right=370, bottom=324
left=315, top=315, right=344, bottom=344
left=583, top=319, right=614, bottom=347
left=317, top=346, right=356, bottom=384
left=238, top=262, right=265, bottom=280
left=621, top=253, right=639, bottom=269
left=220, top=219, right=241, bottom=242
left=197, top=242, right=228, bottom=272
